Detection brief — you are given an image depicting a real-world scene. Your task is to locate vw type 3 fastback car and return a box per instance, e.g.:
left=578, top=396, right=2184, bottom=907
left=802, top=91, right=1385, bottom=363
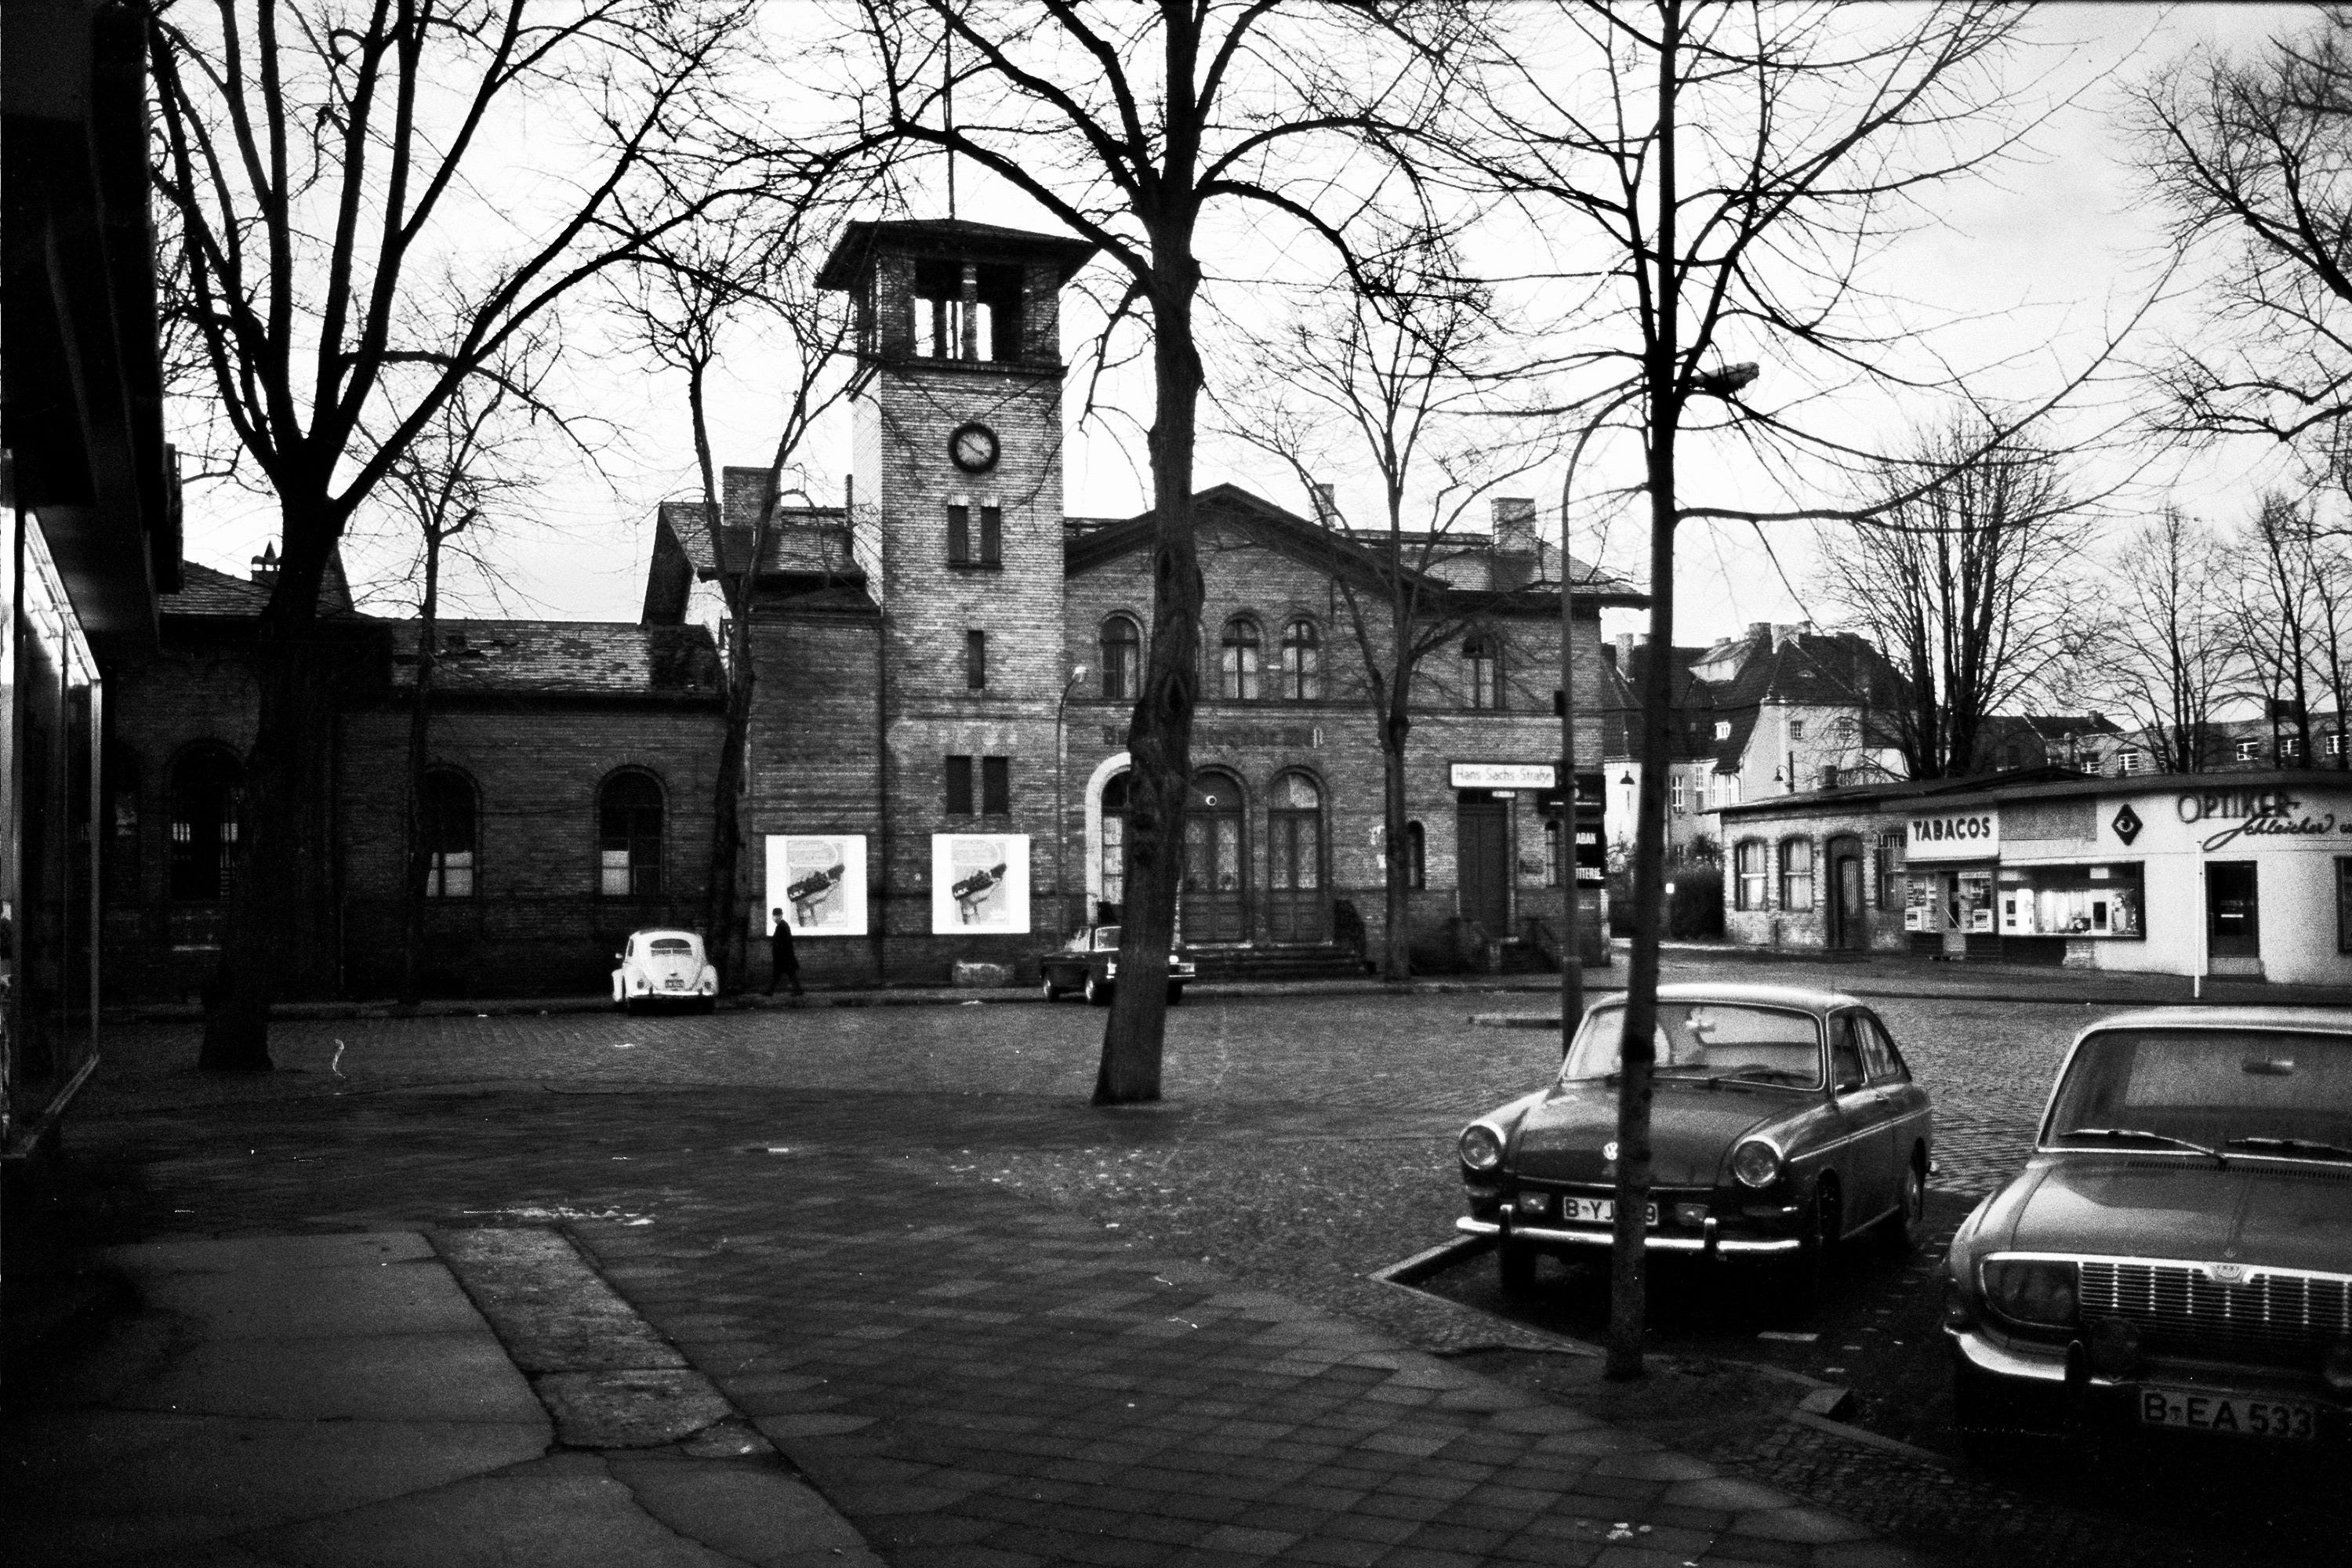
left=1944, top=1007, right=2352, bottom=1465
left=1457, top=984, right=1933, bottom=1300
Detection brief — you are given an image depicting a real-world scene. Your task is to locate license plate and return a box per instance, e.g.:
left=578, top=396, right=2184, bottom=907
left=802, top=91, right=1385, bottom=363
left=2140, top=1387, right=2317, bottom=1440
left=665, top=978, right=685, bottom=989
left=1559, top=1197, right=1659, bottom=1226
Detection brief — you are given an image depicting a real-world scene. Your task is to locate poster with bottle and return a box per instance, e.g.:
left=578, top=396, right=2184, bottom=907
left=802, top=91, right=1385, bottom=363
left=931, top=834, right=1030, bottom=934
left=762, top=835, right=867, bottom=936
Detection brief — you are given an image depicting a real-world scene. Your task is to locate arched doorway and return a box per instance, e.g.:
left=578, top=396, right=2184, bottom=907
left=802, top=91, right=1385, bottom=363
left=1181, top=771, right=1247, bottom=942
left=1266, top=771, right=1327, bottom=942
left=1826, top=833, right=1866, bottom=950
left=1098, top=770, right=1129, bottom=923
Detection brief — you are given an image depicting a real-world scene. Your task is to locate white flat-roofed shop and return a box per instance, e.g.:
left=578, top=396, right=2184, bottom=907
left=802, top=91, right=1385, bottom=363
left=1719, top=772, right=2352, bottom=986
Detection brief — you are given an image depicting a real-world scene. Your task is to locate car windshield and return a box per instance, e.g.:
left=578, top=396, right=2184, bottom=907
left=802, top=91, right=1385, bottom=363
left=650, top=938, right=692, bottom=953
left=1093, top=926, right=1120, bottom=951
left=2045, top=1028, right=2352, bottom=1154
left=1562, top=1003, right=1822, bottom=1088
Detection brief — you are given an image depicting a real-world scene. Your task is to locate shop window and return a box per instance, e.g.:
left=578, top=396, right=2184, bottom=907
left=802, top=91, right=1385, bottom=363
left=1734, top=840, right=1768, bottom=910
left=169, top=745, right=244, bottom=903
left=1279, top=617, right=1322, bottom=701
left=1996, top=862, right=2143, bottom=939
left=420, top=769, right=477, bottom=898
left=597, top=771, right=663, bottom=896
left=1464, top=634, right=1501, bottom=709
left=1779, top=838, right=1814, bottom=912
left=1099, top=615, right=1141, bottom=701
left=1219, top=617, right=1262, bottom=701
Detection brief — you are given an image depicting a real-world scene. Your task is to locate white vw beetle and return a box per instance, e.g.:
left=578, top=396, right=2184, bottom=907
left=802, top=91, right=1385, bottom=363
left=612, top=928, right=718, bottom=1014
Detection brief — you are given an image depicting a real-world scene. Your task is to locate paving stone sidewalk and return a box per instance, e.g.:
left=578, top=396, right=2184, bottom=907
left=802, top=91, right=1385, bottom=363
left=24, top=1077, right=1931, bottom=1568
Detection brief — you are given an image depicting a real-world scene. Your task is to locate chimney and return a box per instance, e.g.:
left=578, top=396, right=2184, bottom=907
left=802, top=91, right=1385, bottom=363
left=1745, top=621, right=1771, bottom=644
left=1492, top=495, right=1537, bottom=554
left=1310, top=482, right=1338, bottom=526
left=1615, top=633, right=1636, bottom=668
left=250, top=542, right=280, bottom=585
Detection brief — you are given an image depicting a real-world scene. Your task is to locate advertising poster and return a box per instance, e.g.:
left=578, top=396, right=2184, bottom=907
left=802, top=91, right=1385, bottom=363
left=931, top=833, right=1030, bottom=934
left=763, top=835, right=867, bottom=937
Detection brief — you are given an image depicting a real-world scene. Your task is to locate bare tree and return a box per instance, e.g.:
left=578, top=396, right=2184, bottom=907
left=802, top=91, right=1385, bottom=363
left=1820, top=416, right=2100, bottom=780
left=147, top=0, right=762, bottom=1069
left=2229, top=493, right=2326, bottom=766
left=1218, top=231, right=1564, bottom=982
left=372, top=363, right=552, bottom=1004
left=842, top=0, right=1450, bottom=1103
left=616, top=214, right=859, bottom=989
left=1464, top=0, right=2057, bottom=1378
left=2098, top=509, right=2237, bottom=774
left=2131, top=14, right=2352, bottom=452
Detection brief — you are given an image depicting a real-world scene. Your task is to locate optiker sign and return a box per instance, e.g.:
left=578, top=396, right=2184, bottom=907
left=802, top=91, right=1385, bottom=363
left=1906, top=811, right=1999, bottom=862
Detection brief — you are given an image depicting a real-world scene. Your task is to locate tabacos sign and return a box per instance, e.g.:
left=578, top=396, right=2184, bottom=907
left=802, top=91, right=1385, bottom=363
left=1906, top=811, right=1998, bottom=862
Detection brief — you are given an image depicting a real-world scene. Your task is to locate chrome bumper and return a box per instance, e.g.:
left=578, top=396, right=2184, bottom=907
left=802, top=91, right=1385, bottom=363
left=1948, top=1324, right=2069, bottom=1384
left=1457, top=1214, right=1801, bottom=1257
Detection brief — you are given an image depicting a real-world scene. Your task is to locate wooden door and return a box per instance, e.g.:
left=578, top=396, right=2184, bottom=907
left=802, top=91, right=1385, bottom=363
left=1181, top=774, right=1247, bottom=942
left=1457, top=798, right=1510, bottom=935
left=1266, top=774, right=1326, bottom=943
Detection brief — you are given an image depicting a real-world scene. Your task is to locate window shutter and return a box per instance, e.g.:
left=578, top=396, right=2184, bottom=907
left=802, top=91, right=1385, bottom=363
left=946, top=755, right=974, bottom=816
left=982, top=756, right=1011, bottom=815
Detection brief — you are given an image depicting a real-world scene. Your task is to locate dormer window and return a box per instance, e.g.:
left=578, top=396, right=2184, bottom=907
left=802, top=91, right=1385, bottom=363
left=1714, top=720, right=1730, bottom=741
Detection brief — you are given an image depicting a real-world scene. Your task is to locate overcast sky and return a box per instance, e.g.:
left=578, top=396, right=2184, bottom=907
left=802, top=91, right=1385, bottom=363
left=176, top=2, right=2320, bottom=654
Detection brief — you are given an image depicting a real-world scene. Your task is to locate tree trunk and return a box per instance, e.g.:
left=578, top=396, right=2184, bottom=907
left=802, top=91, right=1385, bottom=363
left=1381, top=692, right=1411, bottom=983
left=1095, top=256, right=1204, bottom=1106
left=200, top=510, right=339, bottom=1071
left=399, top=533, right=443, bottom=1007
left=1607, top=0, right=1681, bottom=1381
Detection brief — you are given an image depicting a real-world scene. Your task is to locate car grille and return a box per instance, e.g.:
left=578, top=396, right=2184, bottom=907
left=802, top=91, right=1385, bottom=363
left=2080, top=1260, right=2352, bottom=1366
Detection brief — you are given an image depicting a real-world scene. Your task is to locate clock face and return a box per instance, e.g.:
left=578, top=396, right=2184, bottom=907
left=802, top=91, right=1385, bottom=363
left=949, top=421, right=1000, bottom=474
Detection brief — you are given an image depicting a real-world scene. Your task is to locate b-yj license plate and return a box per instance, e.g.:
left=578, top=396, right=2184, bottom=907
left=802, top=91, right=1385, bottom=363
left=2140, top=1387, right=2316, bottom=1440
left=665, top=978, right=686, bottom=989
left=1559, top=1197, right=1660, bottom=1226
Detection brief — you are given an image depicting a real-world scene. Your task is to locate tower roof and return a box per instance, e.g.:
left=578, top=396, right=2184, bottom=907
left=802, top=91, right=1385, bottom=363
left=816, top=217, right=1098, bottom=290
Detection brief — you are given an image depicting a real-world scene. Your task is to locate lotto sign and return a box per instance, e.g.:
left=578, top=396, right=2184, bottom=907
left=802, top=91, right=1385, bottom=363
left=1905, top=811, right=1999, bottom=862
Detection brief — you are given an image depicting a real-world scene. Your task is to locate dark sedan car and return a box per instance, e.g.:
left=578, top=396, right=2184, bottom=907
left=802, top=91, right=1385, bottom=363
left=1944, top=1007, right=2352, bottom=1468
left=1038, top=925, right=1196, bottom=1006
left=1456, top=984, right=1933, bottom=1301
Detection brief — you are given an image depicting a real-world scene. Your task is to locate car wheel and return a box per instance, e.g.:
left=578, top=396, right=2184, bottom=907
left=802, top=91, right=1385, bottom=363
left=1166, top=984, right=1185, bottom=1007
left=1042, top=977, right=1062, bottom=1002
left=1497, top=1238, right=1537, bottom=1294
left=1084, top=975, right=1109, bottom=1006
left=1778, top=1180, right=1838, bottom=1315
left=1885, top=1153, right=1926, bottom=1252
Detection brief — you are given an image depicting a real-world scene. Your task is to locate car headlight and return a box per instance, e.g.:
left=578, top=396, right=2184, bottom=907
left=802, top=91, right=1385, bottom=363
left=1730, top=1139, right=1784, bottom=1189
left=1458, top=1124, right=1504, bottom=1172
left=1980, top=1257, right=2078, bottom=1328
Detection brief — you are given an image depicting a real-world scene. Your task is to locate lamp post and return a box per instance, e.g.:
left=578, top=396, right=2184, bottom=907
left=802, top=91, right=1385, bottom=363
left=1056, top=664, right=1089, bottom=934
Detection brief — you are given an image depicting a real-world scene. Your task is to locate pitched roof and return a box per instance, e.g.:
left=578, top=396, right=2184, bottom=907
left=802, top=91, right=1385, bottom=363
left=817, top=217, right=1099, bottom=289
left=659, top=467, right=858, bottom=577
left=1067, top=482, right=1646, bottom=608
left=165, top=555, right=361, bottom=619
left=389, top=619, right=723, bottom=700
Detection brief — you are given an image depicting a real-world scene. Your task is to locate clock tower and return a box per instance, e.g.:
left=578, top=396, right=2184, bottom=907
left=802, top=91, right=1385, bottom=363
left=815, top=218, right=1098, bottom=946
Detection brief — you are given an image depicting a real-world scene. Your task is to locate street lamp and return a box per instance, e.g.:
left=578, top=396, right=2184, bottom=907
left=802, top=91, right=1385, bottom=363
left=1055, top=663, right=1089, bottom=933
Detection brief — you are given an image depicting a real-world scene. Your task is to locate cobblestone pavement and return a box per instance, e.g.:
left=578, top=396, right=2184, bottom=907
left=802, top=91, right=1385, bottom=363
left=38, top=984, right=2281, bottom=1568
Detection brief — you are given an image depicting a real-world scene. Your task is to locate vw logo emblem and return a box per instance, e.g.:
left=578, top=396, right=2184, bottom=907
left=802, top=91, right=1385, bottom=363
left=1602, top=1141, right=1618, bottom=1161
left=2207, top=1261, right=2249, bottom=1286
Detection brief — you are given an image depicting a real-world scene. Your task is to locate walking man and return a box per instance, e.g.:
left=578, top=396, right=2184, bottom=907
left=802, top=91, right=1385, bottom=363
left=767, top=908, right=804, bottom=997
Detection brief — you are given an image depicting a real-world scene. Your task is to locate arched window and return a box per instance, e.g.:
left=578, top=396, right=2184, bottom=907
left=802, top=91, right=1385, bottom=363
left=1099, top=771, right=1129, bottom=909
left=1735, top=840, right=1768, bottom=910
left=598, top=771, right=664, bottom=897
left=1219, top=617, right=1262, bottom=701
left=1779, top=837, right=1814, bottom=912
left=1464, top=633, right=1501, bottom=710
left=169, top=746, right=243, bottom=902
left=1406, top=821, right=1426, bottom=891
left=421, top=770, right=477, bottom=898
left=1279, top=617, right=1321, bottom=701
left=1099, top=615, right=1142, bottom=702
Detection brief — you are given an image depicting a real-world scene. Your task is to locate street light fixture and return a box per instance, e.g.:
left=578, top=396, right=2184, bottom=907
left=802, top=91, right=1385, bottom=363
left=1056, top=664, right=1089, bottom=933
